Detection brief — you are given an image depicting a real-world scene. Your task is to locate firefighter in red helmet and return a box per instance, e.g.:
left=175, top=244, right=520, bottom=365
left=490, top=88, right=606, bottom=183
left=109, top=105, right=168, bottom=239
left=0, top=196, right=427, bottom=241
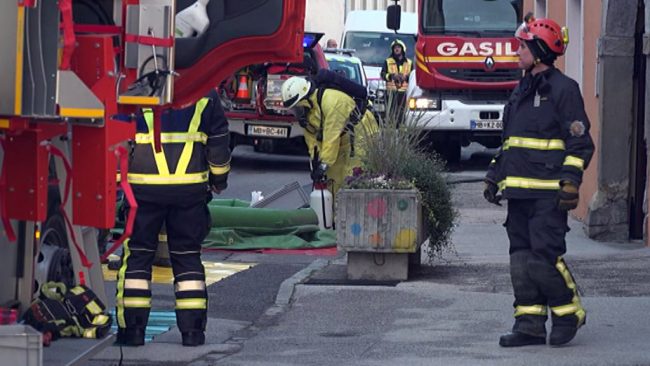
left=484, top=14, right=594, bottom=347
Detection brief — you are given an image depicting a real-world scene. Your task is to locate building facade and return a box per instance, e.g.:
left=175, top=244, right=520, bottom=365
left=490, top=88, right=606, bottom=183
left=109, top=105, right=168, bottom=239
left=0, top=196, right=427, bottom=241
left=523, top=0, right=650, bottom=244
left=305, top=0, right=417, bottom=47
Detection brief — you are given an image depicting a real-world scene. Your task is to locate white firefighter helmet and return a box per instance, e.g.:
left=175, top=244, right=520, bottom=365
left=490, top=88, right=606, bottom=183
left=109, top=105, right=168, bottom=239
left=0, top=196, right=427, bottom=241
left=281, top=77, right=311, bottom=109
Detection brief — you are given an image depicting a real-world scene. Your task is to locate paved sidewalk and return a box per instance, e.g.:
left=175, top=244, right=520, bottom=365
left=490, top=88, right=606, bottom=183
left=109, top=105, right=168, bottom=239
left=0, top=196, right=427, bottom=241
left=213, top=200, right=650, bottom=366
left=92, top=184, right=650, bottom=365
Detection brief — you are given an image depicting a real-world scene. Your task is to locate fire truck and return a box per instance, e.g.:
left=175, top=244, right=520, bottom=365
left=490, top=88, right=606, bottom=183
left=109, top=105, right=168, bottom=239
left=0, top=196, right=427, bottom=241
left=388, top=0, right=523, bottom=163
left=0, top=0, right=305, bottom=358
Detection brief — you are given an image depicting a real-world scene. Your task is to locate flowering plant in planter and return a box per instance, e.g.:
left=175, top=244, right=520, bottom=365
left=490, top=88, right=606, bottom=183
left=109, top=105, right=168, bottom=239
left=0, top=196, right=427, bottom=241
left=342, top=104, right=457, bottom=261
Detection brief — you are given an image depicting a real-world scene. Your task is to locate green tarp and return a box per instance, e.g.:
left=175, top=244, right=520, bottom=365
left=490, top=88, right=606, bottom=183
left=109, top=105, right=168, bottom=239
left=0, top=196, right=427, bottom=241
left=202, top=199, right=336, bottom=250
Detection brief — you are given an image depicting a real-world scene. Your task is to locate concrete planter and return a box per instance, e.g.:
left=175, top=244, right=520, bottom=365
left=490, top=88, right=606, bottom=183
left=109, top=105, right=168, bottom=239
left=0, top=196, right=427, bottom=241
left=335, top=189, right=424, bottom=280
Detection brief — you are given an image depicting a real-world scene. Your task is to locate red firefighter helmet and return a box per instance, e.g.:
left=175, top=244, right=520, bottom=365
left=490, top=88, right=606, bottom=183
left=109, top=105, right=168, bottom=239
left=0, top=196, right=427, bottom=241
left=515, top=15, right=568, bottom=56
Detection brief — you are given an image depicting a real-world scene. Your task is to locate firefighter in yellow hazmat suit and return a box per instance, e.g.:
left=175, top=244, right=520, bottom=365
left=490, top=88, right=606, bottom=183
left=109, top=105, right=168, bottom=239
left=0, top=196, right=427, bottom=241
left=280, top=76, right=378, bottom=199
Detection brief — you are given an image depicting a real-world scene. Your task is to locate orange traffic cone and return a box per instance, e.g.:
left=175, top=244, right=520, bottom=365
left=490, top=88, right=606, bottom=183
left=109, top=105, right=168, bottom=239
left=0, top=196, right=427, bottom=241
left=235, top=75, right=250, bottom=101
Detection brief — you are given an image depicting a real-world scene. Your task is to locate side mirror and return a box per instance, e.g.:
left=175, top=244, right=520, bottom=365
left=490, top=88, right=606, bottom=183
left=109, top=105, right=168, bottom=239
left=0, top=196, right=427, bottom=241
left=386, top=4, right=402, bottom=31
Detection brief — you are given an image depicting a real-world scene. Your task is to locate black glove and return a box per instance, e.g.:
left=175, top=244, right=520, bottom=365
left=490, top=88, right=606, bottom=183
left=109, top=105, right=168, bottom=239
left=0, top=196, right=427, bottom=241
left=209, top=174, right=228, bottom=193
left=557, top=181, right=579, bottom=210
left=483, top=179, right=502, bottom=206
left=311, top=163, right=328, bottom=183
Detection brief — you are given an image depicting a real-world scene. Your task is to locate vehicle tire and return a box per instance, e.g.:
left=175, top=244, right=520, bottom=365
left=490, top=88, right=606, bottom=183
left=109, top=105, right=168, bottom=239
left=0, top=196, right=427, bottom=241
left=35, top=213, right=75, bottom=292
left=42, top=213, right=68, bottom=249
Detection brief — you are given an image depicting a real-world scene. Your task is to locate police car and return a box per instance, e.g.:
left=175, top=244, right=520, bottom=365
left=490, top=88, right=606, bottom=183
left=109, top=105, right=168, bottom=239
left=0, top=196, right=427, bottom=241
left=322, top=48, right=368, bottom=89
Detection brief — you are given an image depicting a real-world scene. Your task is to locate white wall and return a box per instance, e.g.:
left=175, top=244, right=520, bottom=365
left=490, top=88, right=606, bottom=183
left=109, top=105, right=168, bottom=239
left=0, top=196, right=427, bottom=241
left=565, top=0, right=584, bottom=88
left=306, top=0, right=417, bottom=48
left=305, top=0, right=346, bottom=47
left=346, top=0, right=417, bottom=13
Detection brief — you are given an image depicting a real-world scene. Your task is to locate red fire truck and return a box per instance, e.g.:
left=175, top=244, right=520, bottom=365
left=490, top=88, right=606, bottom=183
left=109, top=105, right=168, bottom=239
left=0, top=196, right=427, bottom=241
left=388, top=0, right=523, bottom=163
left=0, top=0, right=305, bottom=332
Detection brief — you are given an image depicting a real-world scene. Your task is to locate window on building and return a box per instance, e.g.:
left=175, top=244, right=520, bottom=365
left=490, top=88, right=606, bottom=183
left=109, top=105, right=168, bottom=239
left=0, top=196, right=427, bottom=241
left=535, top=0, right=547, bottom=17
left=565, top=0, right=584, bottom=89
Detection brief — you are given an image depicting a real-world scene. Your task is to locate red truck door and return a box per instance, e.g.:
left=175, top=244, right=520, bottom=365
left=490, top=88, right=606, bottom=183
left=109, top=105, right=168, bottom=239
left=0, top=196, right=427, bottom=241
left=173, top=0, right=307, bottom=108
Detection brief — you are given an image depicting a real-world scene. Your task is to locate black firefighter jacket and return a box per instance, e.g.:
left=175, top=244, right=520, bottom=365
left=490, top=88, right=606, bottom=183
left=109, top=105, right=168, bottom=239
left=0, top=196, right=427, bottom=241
left=486, top=67, right=595, bottom=200
left=128, top=90, right=231, bottom=204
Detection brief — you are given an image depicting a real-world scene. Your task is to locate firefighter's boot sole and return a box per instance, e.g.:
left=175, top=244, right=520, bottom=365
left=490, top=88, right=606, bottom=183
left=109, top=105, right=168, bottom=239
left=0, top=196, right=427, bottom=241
left=182, top=331, right=205, bottom=347
left=499, top=332, right=546, bottom=347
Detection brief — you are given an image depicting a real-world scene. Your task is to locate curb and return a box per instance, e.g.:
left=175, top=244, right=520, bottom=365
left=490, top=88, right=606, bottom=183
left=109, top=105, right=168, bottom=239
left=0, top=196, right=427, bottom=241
left=275, top=258, right=330, bottom=306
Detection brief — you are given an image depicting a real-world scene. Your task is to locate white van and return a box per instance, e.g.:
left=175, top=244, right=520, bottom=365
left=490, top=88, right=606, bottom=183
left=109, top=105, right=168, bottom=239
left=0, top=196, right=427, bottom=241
left=341, top=10, right=417, bottom=110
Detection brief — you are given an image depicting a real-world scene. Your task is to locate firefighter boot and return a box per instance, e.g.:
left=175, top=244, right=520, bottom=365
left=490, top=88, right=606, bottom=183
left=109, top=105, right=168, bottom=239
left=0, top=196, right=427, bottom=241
left=550, top=313, right=586, bottom=346
left=499, top=332, right=546, bottom=347
left=182, top=331, right=205, bottom=347
left=116, top=327, right=145, bottom=347
left=501, top=251, right=547, bottom=347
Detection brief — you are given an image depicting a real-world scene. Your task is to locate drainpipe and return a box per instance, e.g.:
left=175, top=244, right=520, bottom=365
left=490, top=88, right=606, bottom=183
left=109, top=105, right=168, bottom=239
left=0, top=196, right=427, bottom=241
left=644, top=0, right=650, bottom=244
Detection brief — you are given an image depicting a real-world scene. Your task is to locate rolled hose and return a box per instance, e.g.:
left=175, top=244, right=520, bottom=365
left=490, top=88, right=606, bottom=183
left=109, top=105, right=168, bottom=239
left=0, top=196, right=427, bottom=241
left=208, top=199, right=318, bottom=228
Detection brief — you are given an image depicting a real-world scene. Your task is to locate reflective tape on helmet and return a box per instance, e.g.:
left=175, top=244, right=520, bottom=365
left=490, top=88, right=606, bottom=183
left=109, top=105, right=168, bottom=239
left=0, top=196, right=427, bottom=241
left=498, top=177, right=560, bottom=190
left=175, top=298, right=207, bottom=310
left=514, top=304, right=547, bottom=317
left=563, top=155, right=585, bottom=170
left=503, top=136, right=565, bottom=151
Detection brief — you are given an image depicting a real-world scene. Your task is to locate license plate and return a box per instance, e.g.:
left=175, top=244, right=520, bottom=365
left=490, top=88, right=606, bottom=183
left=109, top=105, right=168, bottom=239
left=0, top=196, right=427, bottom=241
left=471, top=120, right=503, bottom=130
left=247, top=125, right=289, bottom=138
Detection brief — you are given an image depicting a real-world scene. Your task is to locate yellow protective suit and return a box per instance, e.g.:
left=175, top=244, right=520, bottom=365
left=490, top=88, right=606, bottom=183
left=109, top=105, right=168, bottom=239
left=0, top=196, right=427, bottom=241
left=297, top=88, right=378, bottom=199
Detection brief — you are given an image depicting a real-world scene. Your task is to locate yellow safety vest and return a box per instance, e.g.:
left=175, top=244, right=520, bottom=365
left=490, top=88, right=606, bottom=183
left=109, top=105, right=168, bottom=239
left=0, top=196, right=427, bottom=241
left=385, top=58, right=412, bottom=92
left=127, top=98, right=210, bottom=185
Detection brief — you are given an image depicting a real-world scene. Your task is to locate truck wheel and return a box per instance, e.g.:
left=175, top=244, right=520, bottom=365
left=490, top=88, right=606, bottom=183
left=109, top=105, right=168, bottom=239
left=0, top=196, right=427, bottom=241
left=35, top=213, right=74, bottom=293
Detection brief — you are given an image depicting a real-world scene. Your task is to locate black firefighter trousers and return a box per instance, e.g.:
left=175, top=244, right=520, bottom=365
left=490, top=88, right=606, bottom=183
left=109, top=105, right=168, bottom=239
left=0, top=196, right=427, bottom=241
left=505, top=198, right=585, bottom=337
left=116, top=196, right=212, bottom=334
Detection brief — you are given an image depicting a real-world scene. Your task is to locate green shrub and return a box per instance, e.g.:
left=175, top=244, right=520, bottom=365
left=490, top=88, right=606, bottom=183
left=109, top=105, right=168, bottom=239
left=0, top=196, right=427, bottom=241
left=347, top=102, right=457, bottom=261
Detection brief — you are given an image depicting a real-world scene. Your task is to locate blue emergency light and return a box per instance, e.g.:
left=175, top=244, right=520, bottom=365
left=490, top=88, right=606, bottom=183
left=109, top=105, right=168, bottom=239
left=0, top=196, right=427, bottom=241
left=303, top=34, right=318, bottom=48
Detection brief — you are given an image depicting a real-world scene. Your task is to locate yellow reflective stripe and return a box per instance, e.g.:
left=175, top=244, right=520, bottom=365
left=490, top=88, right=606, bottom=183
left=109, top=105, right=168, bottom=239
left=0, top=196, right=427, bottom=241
left=127, top=172, right=208, bottom=185
left=117, top=239, right=131, bottom=328
left=135, top=132, right=208, bottom=144
left=563, top=155, right=584, bottom=170
left=175, top=298, right=207, bottom=310
left=490, top=158, right=496, bottom=165
left=143, top=110, right=171, bottom=176
left=514, top=305, right=547, bottom=317
left=176, top=98, right=209, bottom=175
left=83, top=328, right=97, bottom=339
left=158, top=233, right=168, bottom=242
left=69, top=286, right=85, bottom=295
left=556, top=258, right=577, bottom=291
left=209, top=163, right=231, bottom=175
left=86, top=300, right=103, bottom=315
left=124, top=279, right=150, bottom=290
left=175, top=280, right=206, bottom=292
left=498, top=177, right=560, bottom=190
left=122, top=297, right=152, bottom=308
left=503, top=137, right=565, bottom=151
left=553, top=257, right=586, bottom=326
left=92, top=314, right=110, bottom=325
left=551, top=303, right=580, bottom=316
